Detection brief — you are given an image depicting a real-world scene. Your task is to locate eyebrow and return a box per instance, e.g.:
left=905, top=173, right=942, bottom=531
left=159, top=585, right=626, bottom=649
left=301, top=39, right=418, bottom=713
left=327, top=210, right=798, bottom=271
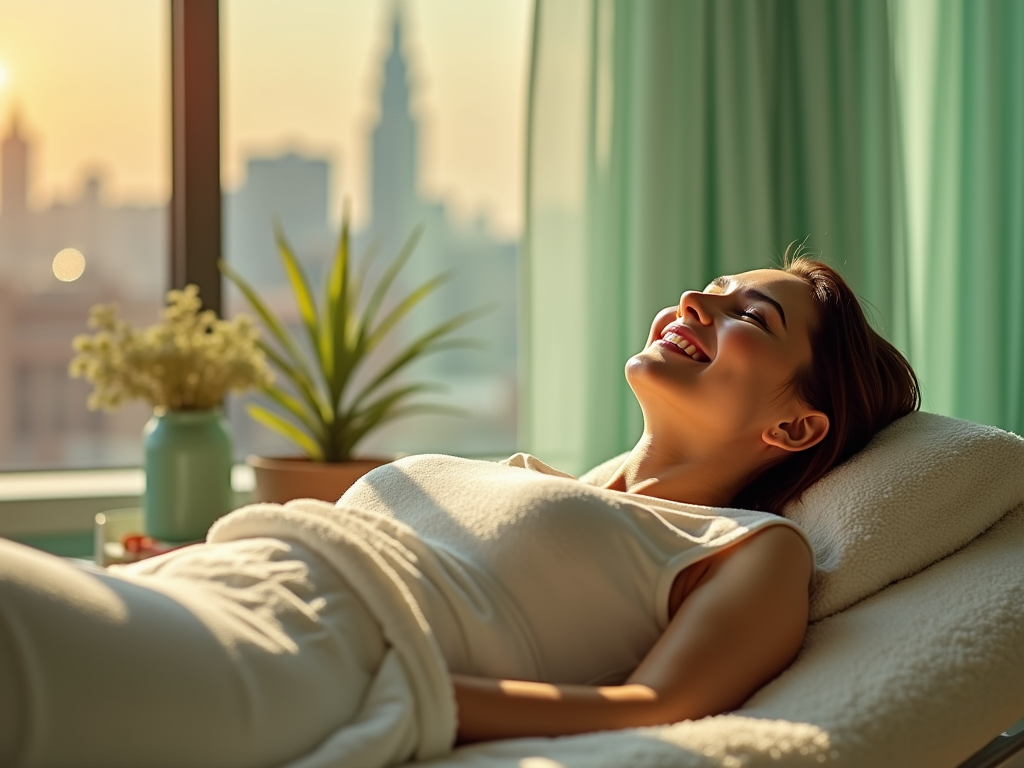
left=710, top=276, right=788, bottom=330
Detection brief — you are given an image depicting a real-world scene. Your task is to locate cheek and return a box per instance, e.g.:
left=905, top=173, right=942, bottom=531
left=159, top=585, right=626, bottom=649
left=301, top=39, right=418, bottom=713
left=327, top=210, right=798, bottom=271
left=717, top=329, right=764, bottom=374
left=716, top=331, right=794, bottom=398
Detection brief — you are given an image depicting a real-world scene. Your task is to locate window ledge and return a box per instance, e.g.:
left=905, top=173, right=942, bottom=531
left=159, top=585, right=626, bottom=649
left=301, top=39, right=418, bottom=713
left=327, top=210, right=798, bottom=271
left=0, top=466, right=254, bottom=537
left=1, top=467, right=147, bottom=502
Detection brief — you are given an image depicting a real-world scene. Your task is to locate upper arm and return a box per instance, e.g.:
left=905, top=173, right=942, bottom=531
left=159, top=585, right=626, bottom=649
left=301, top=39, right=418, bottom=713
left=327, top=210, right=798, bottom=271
left=627, top=525, right=812, bottom=722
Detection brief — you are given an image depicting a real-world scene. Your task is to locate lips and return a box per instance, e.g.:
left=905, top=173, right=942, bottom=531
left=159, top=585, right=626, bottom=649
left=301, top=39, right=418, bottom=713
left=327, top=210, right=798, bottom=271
left=658, top=323, right=711, bottom=363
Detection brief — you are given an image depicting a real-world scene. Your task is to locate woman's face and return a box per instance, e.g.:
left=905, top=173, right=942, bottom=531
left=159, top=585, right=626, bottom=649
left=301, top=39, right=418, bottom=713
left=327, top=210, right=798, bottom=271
left=626, top=269, right=821, bottom=448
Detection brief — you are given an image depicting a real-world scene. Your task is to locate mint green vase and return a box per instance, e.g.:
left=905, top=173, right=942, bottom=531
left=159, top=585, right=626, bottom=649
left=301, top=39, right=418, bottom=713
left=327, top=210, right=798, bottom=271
left=143, top=408, right=233, bottom=542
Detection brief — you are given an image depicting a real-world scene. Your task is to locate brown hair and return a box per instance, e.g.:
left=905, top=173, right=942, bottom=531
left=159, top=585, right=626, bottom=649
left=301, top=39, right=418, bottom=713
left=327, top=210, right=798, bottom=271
left=732, top=248, right=920, bottom=513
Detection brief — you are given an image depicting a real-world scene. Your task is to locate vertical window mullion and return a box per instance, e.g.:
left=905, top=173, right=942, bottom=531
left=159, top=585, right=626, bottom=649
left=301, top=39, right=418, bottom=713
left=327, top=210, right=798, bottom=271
left=170, top=0, right=222, bottom=314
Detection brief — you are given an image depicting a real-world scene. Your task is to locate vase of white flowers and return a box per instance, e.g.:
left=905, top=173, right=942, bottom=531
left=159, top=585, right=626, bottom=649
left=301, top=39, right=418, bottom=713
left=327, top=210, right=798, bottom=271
left=70, top=285, right=273, bottom=542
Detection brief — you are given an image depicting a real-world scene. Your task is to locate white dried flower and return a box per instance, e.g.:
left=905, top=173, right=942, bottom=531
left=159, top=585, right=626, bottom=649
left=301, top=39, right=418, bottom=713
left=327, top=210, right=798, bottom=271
left=69, top=284, right=273, bottom=411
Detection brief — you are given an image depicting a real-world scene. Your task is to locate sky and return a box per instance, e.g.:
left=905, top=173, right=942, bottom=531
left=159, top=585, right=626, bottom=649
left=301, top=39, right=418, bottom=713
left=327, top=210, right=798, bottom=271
left=0, top=0, right=532, bottom=237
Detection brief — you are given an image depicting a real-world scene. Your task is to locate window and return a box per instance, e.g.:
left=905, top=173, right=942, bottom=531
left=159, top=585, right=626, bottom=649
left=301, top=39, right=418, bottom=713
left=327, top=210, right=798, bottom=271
left=0, top=0, right=168, bottom=470
left=0, top=0, right=530, bottom=474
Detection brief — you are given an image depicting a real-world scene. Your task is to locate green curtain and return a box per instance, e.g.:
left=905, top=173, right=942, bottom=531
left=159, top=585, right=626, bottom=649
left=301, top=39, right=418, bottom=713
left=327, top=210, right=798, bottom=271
left=892, top=0, right=1024, bottom=428
left=523, top=0, right=1024, bottom=474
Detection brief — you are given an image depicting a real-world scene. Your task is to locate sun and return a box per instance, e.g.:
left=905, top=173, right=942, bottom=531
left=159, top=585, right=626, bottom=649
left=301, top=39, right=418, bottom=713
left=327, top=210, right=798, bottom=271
left=0, top=63, right=8, bottom=89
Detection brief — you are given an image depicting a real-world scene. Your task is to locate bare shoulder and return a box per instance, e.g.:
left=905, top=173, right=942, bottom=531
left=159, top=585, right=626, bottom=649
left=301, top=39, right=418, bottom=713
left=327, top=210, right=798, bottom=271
left=688, top=522, right=812, bottom=630
left=630, top=522, right=812, bottom=722
left=708, top=523, right=813, bottom=580
left=692, top=523, right=813, bottom=620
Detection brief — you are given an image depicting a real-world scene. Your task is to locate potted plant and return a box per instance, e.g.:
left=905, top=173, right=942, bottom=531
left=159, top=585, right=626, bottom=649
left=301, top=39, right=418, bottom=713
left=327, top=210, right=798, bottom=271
left=219, top=210, right=486, bottom=504
left=69, top=285, right=273, bottom=541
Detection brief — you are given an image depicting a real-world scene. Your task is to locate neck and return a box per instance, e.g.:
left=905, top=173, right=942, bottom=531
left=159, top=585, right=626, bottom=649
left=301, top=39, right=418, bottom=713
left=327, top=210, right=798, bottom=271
left=602, top=433, right=765, bottom=507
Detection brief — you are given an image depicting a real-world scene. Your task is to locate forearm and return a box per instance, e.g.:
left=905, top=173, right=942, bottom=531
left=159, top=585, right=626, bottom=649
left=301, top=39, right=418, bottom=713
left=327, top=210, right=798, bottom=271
left=451, top=673, right=670, bottom=744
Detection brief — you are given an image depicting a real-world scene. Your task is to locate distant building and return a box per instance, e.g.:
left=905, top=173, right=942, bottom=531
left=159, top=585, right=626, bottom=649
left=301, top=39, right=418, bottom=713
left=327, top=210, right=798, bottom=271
left=224, top=153, right=335, bottom=290
left=370, top=16, right=419, bottom=256
left=0, top=111, right=164, bottom=468
left=0, top=281, right=154, bottom=468
left=0, top=111, right=28, bottom=211
left=0, top=109, right=30, bottom=283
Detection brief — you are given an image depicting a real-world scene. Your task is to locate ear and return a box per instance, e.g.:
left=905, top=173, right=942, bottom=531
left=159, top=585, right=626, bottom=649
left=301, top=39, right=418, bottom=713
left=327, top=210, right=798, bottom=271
left=762, top=411, right=830, bottom=452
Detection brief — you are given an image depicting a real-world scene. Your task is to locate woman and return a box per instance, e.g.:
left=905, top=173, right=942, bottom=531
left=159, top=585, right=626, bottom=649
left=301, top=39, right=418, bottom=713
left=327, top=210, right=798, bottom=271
left=0, top=254, right=919, bottom=767
left=381, top=255, right=918, bottom=743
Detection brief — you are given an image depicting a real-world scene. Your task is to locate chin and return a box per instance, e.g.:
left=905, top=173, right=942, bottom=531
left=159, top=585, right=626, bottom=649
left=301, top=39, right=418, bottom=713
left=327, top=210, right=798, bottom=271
left=625, top=350, right=687, bottom=406
left=624, top=350, right=655, bottom=385
left=626, top=345, right=681, bottom=381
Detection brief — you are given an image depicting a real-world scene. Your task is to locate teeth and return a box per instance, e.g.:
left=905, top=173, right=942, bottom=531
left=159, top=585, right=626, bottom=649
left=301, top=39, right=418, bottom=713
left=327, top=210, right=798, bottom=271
left=661, top=332, right=708, bottom=362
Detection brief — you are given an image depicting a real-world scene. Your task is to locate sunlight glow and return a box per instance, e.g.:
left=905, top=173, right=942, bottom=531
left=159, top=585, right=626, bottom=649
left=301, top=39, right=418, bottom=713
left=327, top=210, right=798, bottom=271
left=0, top=64, right=9, bottom=90
left=53, top=248, right=86, bottom=281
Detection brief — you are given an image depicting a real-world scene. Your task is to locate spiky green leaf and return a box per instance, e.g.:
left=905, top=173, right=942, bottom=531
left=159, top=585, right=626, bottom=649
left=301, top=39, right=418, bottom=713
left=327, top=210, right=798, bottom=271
left=353, top=239, right=381, bottom=299
left=355, top=227, right=424, bottom=350
left=246, top=402, right=324, bottom=460
left=220, top=259, right=318, bottom=383
left=343, top=402, right=468, bottom=457
left=273, top=222, right=323, bottom=378
left=259, top=383, right=327, bottom=446
left=324, top=216, right=353, bottom=409
left=348, top=381, right=443, bottom=424
left=349, top=305, right=494, bottom=412
left=361, top=270, right=449, bottom=358
left=255, top=339, right=331, bottom=426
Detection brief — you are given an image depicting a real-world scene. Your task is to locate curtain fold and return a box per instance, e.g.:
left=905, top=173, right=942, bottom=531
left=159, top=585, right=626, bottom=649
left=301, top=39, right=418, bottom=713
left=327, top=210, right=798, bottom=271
left=895, top=0, right=1024, bottom=428
left=524, top=0, right=1024, bottom=472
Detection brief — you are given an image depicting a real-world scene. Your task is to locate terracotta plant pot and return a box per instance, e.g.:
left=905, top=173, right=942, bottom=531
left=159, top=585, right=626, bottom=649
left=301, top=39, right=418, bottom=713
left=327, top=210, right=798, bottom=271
left=246, top=455, right=390, bottom=504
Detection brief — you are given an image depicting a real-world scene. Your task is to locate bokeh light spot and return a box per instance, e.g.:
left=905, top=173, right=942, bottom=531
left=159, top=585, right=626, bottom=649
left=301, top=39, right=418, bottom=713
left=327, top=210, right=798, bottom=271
left=53, top=248, right=86, bottom=282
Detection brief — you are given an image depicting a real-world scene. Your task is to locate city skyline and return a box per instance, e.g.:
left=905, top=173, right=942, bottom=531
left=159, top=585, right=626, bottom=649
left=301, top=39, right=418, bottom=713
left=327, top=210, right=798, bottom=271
left=0, top=2, right=522, bottom=470
left=0, top=0, right=531, bottom=238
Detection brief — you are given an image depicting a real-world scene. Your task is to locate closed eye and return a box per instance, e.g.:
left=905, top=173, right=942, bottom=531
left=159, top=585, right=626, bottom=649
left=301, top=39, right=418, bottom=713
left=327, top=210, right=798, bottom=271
left=741, top=309, right=769, bottom=329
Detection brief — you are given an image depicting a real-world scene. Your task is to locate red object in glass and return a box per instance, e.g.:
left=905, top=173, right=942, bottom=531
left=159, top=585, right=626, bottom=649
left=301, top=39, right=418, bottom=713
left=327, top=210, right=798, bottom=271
left=119, top=532, right=191, bottom=563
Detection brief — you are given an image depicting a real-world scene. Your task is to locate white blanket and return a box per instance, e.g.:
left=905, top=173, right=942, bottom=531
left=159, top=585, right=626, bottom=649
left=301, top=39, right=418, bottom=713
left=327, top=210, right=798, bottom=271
left=207, top=501, right=458, bottom=768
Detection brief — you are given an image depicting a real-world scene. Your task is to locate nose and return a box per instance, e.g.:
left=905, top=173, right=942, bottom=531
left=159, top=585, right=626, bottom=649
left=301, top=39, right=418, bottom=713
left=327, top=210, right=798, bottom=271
left=678, top=290, right=713, bottom=326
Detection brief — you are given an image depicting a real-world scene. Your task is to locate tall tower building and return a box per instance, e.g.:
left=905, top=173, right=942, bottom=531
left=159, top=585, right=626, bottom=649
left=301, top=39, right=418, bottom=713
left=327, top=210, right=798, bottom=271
left=0, top=110, right=29, bottom=219
left=369, top=10, right=419, bottom=250
left=0, top=110, right=32, bottom=275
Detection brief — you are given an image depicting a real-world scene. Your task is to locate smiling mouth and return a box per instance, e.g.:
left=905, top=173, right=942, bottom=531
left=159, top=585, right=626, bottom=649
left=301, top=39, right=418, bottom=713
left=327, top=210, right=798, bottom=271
left=660, top=332, right=710, bottom=363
